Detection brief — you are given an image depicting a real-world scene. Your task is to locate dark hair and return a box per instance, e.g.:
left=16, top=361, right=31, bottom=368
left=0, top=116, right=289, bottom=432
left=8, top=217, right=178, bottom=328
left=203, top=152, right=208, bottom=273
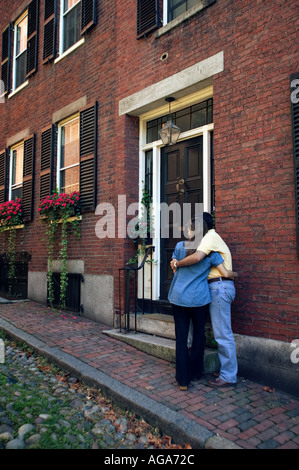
left=183, top=215, right=209, bottom=255
left=203, top=212, right=214, bottom=230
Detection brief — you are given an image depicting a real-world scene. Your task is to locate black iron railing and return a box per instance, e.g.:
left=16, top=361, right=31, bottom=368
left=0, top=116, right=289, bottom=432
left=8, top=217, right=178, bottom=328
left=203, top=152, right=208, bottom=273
left=118, top=245, right=155, bottom=333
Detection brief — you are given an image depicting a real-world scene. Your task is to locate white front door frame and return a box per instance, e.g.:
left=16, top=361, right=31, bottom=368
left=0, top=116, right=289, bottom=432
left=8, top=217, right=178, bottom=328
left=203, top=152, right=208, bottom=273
left=138, top=93, right=214, bottom=301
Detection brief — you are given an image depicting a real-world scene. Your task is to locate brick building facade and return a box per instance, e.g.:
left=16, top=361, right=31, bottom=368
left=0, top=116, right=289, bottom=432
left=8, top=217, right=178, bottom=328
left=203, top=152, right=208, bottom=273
left=0, top=0, right=298, bottom=392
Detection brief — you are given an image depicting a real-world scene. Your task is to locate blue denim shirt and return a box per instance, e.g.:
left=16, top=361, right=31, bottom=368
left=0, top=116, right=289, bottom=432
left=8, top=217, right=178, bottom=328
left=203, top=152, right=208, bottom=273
left=168, top=242, right=224, bottom=308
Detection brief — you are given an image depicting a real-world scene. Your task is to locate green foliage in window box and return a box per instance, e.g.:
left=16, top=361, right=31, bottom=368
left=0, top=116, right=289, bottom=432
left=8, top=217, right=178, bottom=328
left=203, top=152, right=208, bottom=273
left=39, top=190, right=81, bottom=309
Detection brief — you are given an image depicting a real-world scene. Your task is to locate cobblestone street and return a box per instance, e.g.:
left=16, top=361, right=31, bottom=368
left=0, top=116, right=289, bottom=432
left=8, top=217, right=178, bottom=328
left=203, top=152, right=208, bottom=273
left=0, top=334, right=185, bottom=450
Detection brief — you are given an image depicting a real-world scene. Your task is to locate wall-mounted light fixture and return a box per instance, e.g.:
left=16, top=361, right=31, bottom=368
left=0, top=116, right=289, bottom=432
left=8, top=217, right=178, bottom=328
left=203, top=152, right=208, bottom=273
left=159, top=97, right=181, bottom=146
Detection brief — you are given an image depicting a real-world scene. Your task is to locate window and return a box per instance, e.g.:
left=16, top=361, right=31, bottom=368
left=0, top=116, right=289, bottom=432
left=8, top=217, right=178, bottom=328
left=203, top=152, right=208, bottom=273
left=145, top=150, right=153, bottom=199
left=58, top=115, right=80, bottom=193
left=13, top=12, right=28, bottom=90
left=40, top=103, right=97, bottom=213
left=44, top=0, right=97, bottom=61
left=146, top=98, right=213, bottom=143
left=60, top=0, right=81, bottom=53
left=167, top=0, right=198, bottom=22
left=10, top=143, right=24, bottom=200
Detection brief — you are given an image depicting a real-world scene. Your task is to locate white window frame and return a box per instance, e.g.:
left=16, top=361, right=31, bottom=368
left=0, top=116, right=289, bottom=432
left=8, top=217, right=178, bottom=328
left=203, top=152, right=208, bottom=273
left=59, top=0, right=82, bottom=56
left=12, top=11, right=28, bottom=92
left=9, top=142, right=24, bottom=200
left=138, top=88, right=213, bottom=300
left=57, top=114, right=80, bottom=193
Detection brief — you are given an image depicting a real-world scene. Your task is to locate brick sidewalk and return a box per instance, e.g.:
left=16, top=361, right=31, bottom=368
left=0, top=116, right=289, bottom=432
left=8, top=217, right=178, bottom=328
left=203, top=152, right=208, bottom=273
left=0, top=301, right=299, bottom=449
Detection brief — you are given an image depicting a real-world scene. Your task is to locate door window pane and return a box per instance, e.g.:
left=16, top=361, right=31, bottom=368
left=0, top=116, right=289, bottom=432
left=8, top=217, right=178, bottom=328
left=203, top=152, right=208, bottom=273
left=145, top=150, right=153, bottom=199
left=146, top=98, right=213, bottom=143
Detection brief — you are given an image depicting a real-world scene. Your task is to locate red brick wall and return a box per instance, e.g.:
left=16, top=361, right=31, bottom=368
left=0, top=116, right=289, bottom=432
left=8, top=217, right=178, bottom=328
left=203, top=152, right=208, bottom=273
left=0, top=0, right=298, bottom=341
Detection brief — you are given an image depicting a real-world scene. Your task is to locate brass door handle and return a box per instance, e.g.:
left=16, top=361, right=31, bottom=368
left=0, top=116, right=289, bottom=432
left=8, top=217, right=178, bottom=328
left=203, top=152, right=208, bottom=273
left=176, top=178, right=185, bottom=192
left=176, top=185, right=185, bottom=194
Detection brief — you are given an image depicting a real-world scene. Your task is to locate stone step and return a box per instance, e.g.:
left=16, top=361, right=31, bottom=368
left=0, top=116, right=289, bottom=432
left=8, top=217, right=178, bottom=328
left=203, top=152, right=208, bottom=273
left=128, top=313, right=176, bottom=340
left=103, top=329, right=220, bottom=374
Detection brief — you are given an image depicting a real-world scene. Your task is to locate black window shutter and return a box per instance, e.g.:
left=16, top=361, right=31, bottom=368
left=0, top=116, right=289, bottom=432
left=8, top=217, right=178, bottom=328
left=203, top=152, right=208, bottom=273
left=81, top=0, right=97, bottom=35
left=137, top=0, right=159, bottom=39
left=1, top=24, right=12, bottom=95
left=22, top=136, right=35, bottom=222
left=26, top=0, right=39, bottom=77
left=40, top=125, right=55, bottom=201
left=79, top=103, right=97, bottom=212
left=291, top=72, right=299, bottom=258
left=43, top=0, right=57, bottom=62
left=0, top=149, right=8, bottom=204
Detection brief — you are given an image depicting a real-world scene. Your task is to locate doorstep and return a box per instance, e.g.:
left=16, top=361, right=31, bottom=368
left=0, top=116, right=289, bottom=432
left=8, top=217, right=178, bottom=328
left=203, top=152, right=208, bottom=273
left=103, top=328, right=220, bottom=374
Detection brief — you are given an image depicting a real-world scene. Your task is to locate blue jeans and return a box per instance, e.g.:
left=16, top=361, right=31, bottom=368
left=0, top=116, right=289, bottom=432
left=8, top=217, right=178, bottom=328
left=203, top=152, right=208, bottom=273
left=172, top=304, right=209, bottom=387
left=209, top=280, right=238, bottom=383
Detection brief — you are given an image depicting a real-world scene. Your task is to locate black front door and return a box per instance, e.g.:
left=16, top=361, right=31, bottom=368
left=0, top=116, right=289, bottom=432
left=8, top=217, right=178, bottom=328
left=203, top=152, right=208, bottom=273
left=160, top=136, right=203, bottom=300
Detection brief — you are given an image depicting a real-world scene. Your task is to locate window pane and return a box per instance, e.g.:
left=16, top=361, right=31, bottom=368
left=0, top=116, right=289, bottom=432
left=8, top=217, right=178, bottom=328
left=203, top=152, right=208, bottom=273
left=16, top=15, right=28, bottom=56
left=60, top=166, right=80, bottom=193
left=145, top=150, right=153, bottom=199
left=12, top=187, right=23, bottom=200
left=175, top=109, right=190, bottom=133
left=61, top=118, right=79, bottom=168
left=147, top=123, right=158, bottom=143
left=168, top=0, right=199, bottom=21
left=15, top=51, right=27, bottom=88
left=191, top=107, right=207, bottom=128
left=168, top=0, right=187, bottom=21
left=146, top=99, right=213, bottom=143
left=64, top=0, right=80, bottom=13
left=188, top=0, right=198, bottom=8
left=63, top=3, right=81, bottom=51
left=12, top=146, right=24, bottom=186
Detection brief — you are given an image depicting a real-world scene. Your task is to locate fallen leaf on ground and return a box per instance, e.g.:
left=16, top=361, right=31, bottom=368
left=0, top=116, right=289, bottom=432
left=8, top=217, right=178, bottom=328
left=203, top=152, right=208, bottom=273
left=263, top=386, right=275, bottom=393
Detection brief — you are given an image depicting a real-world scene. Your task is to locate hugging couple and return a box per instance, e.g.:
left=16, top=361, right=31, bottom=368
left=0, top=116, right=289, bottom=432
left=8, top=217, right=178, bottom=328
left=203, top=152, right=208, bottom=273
left=169, top=212, right=238, bottom=391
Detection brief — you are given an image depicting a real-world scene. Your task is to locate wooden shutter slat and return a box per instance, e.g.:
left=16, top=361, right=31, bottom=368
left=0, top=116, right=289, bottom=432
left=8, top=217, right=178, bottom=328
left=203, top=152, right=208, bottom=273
left=26, top=0, right=39, bottom=77
left=22, top=136, right=35, bottom=222
left=40, top=125, right=54, bottom=200
left=1, top=24, right=12, bottom=95
left=81, top=0, right=96, bottom=35
left=291, top=72, right=299, bottom=258
left=79, top=103, right=97, bottom=212
left=137, top=0, right=159, bottom=39
left=43, top=0, right=57, bottom=62
left=0, top=150, right=8, bottom=204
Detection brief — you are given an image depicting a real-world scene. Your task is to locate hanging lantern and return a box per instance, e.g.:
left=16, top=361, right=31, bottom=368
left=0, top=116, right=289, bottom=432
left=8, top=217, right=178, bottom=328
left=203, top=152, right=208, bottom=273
left=159, top=97, right=181, bottom=146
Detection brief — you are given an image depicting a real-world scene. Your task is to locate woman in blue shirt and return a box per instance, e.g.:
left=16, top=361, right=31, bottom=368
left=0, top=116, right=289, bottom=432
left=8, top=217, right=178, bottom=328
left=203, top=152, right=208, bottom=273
left=168, top=218, right=236, bottom=390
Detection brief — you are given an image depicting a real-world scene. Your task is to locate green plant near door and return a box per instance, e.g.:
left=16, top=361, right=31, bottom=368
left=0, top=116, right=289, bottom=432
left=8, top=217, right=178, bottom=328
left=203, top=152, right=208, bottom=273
left=39, top=190, right=81, bottom=309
